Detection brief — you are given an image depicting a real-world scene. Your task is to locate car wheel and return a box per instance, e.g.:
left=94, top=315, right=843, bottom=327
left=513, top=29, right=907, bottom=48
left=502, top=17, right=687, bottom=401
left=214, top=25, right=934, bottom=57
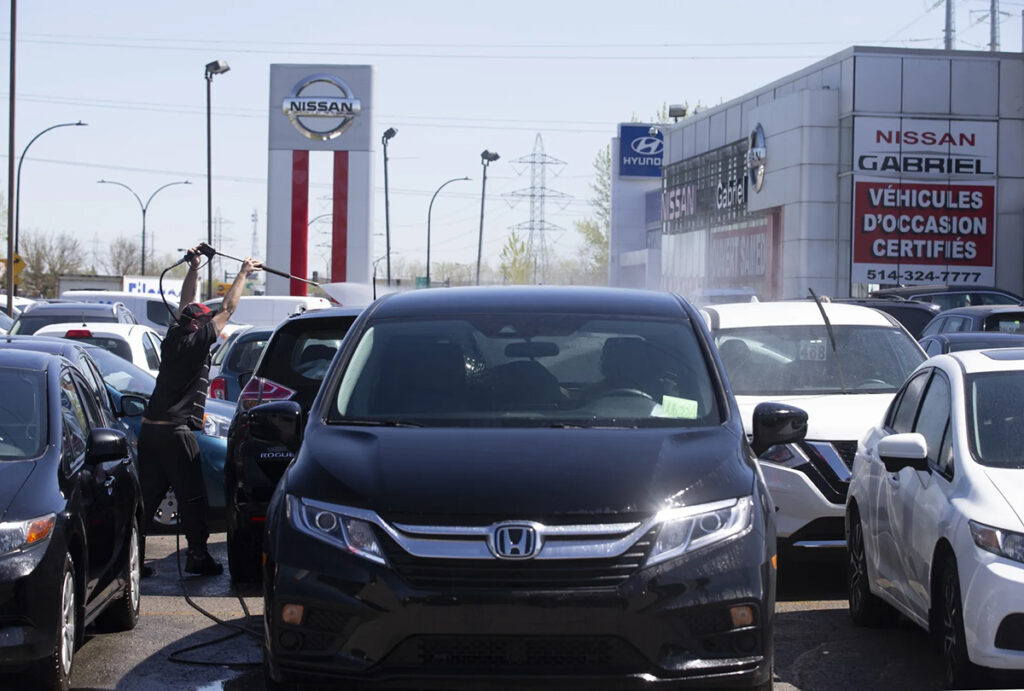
left=97, top=518, right=141, bottom=632
left=227, top=520, right=262, bottom=584
left=847, top=506, right=898, bottom=627
left=150, top=489, right=179, bottom=534
left=939, top=556, right=982, bottom=689
left=28, top=553, right=76, bottom=691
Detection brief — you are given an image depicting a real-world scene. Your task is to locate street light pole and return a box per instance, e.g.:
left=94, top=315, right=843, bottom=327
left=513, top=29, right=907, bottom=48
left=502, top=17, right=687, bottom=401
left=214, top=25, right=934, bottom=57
left=14, top=120, right=87, bottom=291
left=381, top=127, right=397, bottom=285
left=476, top=150, right=500, bottom=286
left=205, top=59, right=230, bottom=300
left=98, top=179, right=191, bottom=274
left=427, top=176, right=470, bottom=286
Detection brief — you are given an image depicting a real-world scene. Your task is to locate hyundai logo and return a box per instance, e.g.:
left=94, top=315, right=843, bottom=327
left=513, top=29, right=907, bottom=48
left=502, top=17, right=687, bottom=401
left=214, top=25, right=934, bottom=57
left=282, top=73, right=362, bottom=141
left=631, top=136, right=664, bottom=156
left=490, top=523, right=541, bottom=560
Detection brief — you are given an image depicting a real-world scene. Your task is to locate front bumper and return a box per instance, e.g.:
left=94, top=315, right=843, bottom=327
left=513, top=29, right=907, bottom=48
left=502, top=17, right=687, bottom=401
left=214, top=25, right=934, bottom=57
left=962, top=551, right=1024, bottom=671
left=760, top=462, right=845, bottom=547
left=0, top=537, right=63, bottom=667
left=264, top=524, right=775, bottom=689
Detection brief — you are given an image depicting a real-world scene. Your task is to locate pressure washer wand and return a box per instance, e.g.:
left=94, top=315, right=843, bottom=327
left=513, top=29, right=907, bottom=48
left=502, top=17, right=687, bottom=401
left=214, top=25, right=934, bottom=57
left=181, top=243, right=321, bottom=288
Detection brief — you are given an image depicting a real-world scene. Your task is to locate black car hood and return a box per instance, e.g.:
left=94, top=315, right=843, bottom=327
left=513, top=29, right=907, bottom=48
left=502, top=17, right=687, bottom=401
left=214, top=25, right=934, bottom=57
left=0, top=460, right=37, bottom=521
left=288, top=424, right=753, bottom=519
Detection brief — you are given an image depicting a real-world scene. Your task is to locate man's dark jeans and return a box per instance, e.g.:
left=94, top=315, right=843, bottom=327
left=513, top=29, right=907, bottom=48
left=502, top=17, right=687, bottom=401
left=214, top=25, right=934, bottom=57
left=138, top=422, right=210, bottom=563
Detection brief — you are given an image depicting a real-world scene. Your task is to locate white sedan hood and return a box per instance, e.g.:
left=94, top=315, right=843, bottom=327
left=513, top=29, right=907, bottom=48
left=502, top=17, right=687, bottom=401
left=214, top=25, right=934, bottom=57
left=736, top=393, right=895, bottom=442
left=984, top=468, right=1024, bottom=529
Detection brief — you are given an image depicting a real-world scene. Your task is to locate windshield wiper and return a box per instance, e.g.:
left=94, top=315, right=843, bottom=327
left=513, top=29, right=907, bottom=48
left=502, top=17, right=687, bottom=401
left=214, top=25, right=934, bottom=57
left=808, top=288, right=848, bottom=394
left=339, top=418, right=423, bottom=428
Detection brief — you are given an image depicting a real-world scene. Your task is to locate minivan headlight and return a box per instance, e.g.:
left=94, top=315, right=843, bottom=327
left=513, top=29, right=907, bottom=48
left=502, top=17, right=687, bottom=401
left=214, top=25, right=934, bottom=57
left=0, top=513, right=56, bottom=556
left=286, top=496, right=385, bottom=565
left=646, top=496, right=754, bottom=567
left=969, top=520, right=1024, bottom=564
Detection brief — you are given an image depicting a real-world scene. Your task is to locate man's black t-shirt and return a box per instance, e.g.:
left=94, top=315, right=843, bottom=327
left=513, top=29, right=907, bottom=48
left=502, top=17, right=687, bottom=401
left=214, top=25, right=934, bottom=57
left=145, top=320, right=217, bottom=429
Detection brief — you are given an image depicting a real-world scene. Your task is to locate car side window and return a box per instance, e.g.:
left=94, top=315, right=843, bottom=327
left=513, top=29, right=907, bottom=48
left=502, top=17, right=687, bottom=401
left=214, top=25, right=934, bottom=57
left=889, top=370, right=931, bottom=433
left=143, top=333, right=161, bottom=370
left=938, top=316, right=961, bottom=333
left=71, top=371, right=103, bottom=429
left=923, top=339, right=942, bottom=356
left=913, top=371, right=951, bottom=472
left=60, top=371, right=91, bottom=463
left=921, top=317, right=943, bottom=337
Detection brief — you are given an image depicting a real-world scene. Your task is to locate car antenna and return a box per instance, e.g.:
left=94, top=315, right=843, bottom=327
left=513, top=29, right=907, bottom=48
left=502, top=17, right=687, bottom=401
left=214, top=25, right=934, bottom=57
left=808, top=287, right=847, bottom=394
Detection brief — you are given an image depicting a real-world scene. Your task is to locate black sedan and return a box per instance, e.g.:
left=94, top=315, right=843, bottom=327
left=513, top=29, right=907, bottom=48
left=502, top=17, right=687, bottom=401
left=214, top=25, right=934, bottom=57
left=918, top=330, right=1024, bottom=356
left=919, top=304, right=1024, bottom=338
left=256, top=286, right=805, bottom=690
left=0, top=350, right=142, bottom=690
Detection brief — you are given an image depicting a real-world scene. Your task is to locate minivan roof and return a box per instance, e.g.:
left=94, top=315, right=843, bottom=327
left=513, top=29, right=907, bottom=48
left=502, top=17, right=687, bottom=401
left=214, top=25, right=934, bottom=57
left=368, top=286, right=687, bottom=319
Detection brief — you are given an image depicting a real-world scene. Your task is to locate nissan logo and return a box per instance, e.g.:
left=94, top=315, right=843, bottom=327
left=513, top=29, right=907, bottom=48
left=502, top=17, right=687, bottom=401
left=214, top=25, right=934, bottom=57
left=282, top=73, right=362, bottom=141
left=490, top=523, right=541, bottom=560
left=631, top=136, right=664, bottom=156
left=747, top=123, right=766, bottom=193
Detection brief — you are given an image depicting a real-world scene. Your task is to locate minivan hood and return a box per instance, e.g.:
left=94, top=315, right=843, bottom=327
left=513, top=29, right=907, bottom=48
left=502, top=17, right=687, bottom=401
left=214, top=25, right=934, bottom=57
left=0, top=460, right=36, bottom=521
left=984, top=468, right=1024, bottom=529
left=736, top=393, right=895, bottom=442
left=288, top=425, right=753, bottom=519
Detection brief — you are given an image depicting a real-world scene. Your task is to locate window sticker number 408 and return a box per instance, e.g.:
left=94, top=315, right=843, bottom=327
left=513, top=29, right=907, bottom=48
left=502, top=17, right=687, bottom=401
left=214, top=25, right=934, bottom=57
left=798, top=340, right=828, bottom=361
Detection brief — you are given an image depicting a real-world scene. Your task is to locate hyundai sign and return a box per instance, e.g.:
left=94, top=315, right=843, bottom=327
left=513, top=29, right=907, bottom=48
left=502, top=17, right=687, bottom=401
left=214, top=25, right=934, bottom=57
left=619, top=124, right=663, bottom=177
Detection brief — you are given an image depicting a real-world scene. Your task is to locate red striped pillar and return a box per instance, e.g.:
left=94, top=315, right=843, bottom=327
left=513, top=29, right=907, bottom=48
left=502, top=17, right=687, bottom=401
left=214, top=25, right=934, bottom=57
left=289, top=150, right=309, bottom=296
left=331, top=151, right=349, bottom=282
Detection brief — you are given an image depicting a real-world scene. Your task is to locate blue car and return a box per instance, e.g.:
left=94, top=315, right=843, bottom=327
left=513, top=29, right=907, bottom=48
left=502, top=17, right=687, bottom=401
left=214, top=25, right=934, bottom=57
left=0, top=336, right=231, bottom=531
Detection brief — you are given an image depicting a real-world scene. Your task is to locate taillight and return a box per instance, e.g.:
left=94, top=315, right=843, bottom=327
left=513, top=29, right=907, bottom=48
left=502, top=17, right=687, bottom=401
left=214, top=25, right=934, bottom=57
left=209, top=376, right=227, bottom=400
left=64, top=329, right=92, bottom=338
left=238, top=376, right=296, bottom=411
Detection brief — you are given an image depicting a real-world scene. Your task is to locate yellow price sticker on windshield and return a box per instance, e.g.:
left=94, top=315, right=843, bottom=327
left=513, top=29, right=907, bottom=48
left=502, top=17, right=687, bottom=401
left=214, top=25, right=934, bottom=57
left=661, top=395, right=698, bottom=419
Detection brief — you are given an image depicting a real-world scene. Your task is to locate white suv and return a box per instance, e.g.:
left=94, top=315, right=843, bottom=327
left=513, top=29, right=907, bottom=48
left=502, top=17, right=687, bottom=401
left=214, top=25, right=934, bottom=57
left=704, top=301, right=925, bottom=552
left=847, top=349, right=1024, bottom=688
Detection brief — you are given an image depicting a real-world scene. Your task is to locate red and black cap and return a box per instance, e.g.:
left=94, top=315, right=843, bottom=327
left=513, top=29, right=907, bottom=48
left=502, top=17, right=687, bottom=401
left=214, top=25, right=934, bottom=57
left=180, top=302, right=214, bottom=320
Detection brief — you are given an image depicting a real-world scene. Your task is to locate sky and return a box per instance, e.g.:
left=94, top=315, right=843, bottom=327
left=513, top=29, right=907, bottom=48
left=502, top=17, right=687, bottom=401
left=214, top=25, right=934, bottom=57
left=2, top=0, right=1022, bottom=285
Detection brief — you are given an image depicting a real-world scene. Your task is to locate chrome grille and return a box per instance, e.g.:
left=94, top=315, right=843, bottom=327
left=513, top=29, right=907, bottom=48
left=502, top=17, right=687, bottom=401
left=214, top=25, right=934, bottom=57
left=832, top=441, right=858, bottom=469
left=379, top=528, right=658, bottom=590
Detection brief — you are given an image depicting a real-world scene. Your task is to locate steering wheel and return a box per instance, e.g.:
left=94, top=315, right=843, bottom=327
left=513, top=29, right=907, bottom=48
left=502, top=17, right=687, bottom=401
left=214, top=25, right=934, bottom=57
left=595, top=388, right=655, bottom=402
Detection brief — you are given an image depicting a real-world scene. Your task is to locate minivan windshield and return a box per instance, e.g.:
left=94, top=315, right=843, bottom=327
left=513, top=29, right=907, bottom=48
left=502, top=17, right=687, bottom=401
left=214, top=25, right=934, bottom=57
left=0, top=367, right=46, bottom=460
left=968, top=371, right=1024, bottom=469
left=330, top=314, right=720, bottom=428
left=715, top=325, right=924, bottom=395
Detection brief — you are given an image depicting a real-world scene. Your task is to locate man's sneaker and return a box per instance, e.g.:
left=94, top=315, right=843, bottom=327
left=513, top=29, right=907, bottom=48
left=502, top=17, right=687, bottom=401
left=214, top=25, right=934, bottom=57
left=185, top=549, right=224, bottom=576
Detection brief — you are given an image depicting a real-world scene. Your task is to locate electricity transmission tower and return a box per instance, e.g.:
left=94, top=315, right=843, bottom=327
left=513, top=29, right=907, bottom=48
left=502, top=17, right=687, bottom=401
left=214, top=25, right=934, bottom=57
left=250, top=209, right=260, bottom=258
left=505, top=133, right=571, bottom=283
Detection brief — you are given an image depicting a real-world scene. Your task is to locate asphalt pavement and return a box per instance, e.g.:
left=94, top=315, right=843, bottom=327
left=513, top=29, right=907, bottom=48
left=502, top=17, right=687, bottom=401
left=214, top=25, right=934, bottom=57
left=56, top=536, right=954, bottom=690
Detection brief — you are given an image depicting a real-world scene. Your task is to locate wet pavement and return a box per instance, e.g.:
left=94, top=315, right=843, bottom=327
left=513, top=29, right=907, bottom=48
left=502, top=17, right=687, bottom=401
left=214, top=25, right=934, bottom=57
left=55, top=537, right=958, bottom=690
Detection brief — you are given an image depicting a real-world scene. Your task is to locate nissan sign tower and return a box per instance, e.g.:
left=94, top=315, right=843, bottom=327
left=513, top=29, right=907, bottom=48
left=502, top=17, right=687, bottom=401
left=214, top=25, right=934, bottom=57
left=267, top=64, right=374, bottom=295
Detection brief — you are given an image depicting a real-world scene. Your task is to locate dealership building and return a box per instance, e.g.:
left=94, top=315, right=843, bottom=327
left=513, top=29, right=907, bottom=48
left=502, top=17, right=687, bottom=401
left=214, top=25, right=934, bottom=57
left=609, top=46, right=1024, bottom=300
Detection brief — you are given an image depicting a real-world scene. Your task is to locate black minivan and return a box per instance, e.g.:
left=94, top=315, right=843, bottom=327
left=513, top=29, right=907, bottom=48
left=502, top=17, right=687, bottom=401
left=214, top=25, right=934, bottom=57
left=255, top=287, right=805, bottom=690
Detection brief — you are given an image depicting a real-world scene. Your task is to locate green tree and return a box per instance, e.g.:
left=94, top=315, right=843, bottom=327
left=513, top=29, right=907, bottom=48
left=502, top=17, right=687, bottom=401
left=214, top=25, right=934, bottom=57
left=573, top=145, right=611, bottom=285
left=499, top=231, right=531, bottom=284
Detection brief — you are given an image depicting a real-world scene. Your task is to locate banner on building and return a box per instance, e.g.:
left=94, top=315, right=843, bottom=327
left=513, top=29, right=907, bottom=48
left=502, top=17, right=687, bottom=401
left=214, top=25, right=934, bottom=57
left=851, top=178, right=996, bottom=285
left=618, top=124, right=663, bottom=177
left=851, top=117, right=997, bottom=285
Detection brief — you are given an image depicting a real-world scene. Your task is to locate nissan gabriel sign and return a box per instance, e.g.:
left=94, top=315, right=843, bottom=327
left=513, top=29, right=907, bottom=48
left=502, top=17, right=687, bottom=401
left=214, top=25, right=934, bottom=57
left=851, top=117, right=997, bottom=286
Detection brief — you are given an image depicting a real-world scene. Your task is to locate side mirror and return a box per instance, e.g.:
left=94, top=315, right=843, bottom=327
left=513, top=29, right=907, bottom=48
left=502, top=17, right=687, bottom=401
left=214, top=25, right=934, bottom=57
left=238, top=370, right=254, bottom=391
left=877, top=433, right=930, bottom=473
left=751, top=402, right=808, bottom=456
left=118, top=394, right=147, bottom=418
left=85, top=428, right=128, bottom=465
left=248, top=400, right=303, bottom=452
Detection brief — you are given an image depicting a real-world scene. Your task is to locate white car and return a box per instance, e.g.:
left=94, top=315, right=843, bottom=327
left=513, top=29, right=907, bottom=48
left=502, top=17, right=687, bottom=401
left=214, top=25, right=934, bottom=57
left=847, top=349, right=1024, bottom=688
left=35, top=322, right=164, bottom=377
left=703, top=301, right=925, bottom=552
